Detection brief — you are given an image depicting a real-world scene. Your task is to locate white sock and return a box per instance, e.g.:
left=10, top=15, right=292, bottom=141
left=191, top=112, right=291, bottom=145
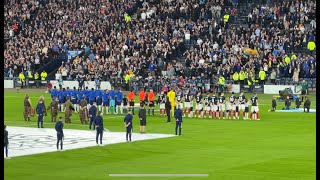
left=120, top=105, right=123, bottom=114
left=61, top=104, right=64, bottom=112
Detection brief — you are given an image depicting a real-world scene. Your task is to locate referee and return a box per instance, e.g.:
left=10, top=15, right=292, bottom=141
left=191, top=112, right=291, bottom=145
left=139, top=104, right=147, bottom=133
left=124, top=111, right=133, bottom=142
left=4, top=125, right=10, bottom=159
left=55, top=117, right=64, bottom=151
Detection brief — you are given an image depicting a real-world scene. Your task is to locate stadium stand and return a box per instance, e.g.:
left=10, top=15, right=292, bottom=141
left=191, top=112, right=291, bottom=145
left=4, top=0, right=316, bottom=92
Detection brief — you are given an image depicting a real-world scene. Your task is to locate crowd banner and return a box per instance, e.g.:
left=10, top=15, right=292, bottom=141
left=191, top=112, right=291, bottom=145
left=264, top=85, right=296, bottom=94
left=4, top=80, right=14, bottom=88
left=49, top=80, right=112, bottom=90
left=66, top=50, right=82, bottom=60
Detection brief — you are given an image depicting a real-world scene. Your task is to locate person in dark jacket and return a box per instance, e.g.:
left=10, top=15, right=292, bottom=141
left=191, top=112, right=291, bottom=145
left=139, top=103, right=147, bottom=133
left=271, top=97, right=277, bottom=111
left=124, top=111, right=133, bottom=142
left=36, top=99, right=46, bottom=128
left=304, top=97, right=311, bottom=113
left=89, top=102, right=97, bottom=130
left=174, top=105, right=183, bottom=136
left=295, top=97, right=302, bottom=109
left=284, top=96, right=291, bottom=110
left=4, top=125, right=10, bottom=159
left=94, top=111, right=104, bottom=145
left=55, top=117, right=64, bottom=151
left=165, top=97, right=171, bottom=123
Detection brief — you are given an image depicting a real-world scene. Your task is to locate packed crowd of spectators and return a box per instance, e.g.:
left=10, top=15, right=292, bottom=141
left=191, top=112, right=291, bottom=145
left=4, top=0, right=316, bottom=92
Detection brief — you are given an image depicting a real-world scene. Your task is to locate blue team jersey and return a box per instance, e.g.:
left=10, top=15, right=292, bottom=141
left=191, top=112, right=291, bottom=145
left=109, top=90, right=115, bottom=100
left=95, top=90, right=102, bottom=98
left=116, top=91, right=123, bottom=102
left=102, top=92, right=109, bottom=102
left=77, top=91, right=84, bottom=103
left=65, top=89, right=71, bottom=97
left=51, top=89, right=57, bottom=99
left=58, top=91, right=63, bottom=101
left=89, top=90, right=96, bottom=101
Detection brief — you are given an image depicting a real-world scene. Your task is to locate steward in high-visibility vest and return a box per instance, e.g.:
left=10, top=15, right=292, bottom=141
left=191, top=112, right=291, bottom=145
left=218, top=76, right=225, bottom=92
left=291, top=53, right=297, bottom=60
left=219, top=76, right=225, bottom=86
left=233, top=72, right=239, bottom=84
left=258, top=69, right=266, bottom=85
left=223, top=14, right=230, bottom=23
left=307, top=41, right=316, bottom=51
left=34, top=72, right=39, bottom=80
left=244, top=72, right=248, bottom=83
left=124, top=73, right=130, bottom=90
left=239, top=71, right=245, bottom=85
left=124, top=13, right=131, bottom=23
left=28, top=71, right=33, bottom=79
left=19, top=72, right=26, bottom=88
left=284, top=55, right=290, bottom=65
left=41, top=71, right=47, bottom=81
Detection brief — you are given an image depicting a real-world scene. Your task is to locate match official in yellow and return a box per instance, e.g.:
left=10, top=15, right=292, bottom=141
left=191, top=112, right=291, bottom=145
left=167, top=88, right=176, bottom=116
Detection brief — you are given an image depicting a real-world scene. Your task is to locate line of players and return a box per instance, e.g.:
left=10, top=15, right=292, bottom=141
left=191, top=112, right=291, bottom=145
left=50, top=86, right=260, bottom=120
left=158, top=89, right=260, bottom=120
left=50, top=87, right=129, bottom=115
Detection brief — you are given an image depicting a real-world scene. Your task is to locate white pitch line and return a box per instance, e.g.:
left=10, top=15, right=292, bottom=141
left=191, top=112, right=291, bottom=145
left=108, top=174, right=209, bottom=177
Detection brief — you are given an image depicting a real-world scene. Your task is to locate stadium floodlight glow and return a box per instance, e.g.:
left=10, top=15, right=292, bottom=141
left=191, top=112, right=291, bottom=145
left=108, top=174, right=209, bottom=177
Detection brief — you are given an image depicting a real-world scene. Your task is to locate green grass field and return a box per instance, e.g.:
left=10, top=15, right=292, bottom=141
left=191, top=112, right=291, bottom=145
left=4, top=89, right=316, bottom=180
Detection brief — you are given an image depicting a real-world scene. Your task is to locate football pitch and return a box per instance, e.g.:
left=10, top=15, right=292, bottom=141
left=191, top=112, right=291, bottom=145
left=4, top=89, right=316, bottom=180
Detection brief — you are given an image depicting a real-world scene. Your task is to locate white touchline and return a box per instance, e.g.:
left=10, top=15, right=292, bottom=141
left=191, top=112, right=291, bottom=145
left=108, top=174, right=209, bottom=177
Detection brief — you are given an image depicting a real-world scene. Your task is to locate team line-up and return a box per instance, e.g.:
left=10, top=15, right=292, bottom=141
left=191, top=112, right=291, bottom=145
left=46, top=86, right=260, bottom=121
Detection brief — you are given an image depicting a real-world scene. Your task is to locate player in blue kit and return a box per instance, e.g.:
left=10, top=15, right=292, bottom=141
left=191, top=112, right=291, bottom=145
left=88, top=88, right=96, bottom=108
left=71, top=87, right=78, bottom=113
left=95, top=89, right=103, bottom=113
left=108, top=88, right=116, bottom=114
left=116, top=88, right=123, bottom=114
left=102, top=89, right=110, bottom=115
left=51, top=86, right=58, bottom=99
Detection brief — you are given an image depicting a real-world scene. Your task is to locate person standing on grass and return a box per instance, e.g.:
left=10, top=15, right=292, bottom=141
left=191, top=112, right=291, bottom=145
left=94, top=111, right=104, bottom=145
left=48, top=97, right=59, bottom=122
left=304, top=97, right=311, bottom=113
left=272, top=97, right=277, bottom=111
left=89, top=102, right=97, bottom=130
left=79, top=96, right=88, bottom=124
left=23, top=94, right=32, bottom=121
left=250, top=93, right=260, bottom=120
left=36, top=99, right=46, bottom=128
left=165, top=97, right=171, bottom=123
left=55, top=117, right=64, bottom=151
left=124, top=111, right=133, bottom=142
left=64, top=97, right=75, bottom=123
left=128, top=90, right=135, bottom=115
left=148, top=89, right=155, bottom=115
left=284, top=96, right=291, bottom=110
left=174, top=105, right=183, bottom=136
left=139, top=104, right=147, bottom=133
left=4, top=125, right=10, bottom=159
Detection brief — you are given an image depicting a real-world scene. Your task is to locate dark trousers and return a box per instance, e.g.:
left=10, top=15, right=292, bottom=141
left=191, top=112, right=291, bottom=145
left=304, top=107, right=310, bottom=112
left=4, top=143, right=8, bottom=157
left=126, top=127, right=132, bottom=141
left=175, top=122, right=182, bottom=135
left=89, top=117, right=96, bottom=130
left=38, top=114, right=44, bottom=128
left=57, top=133, right=63, bottom=150
left=96, top=127, right=103, bottom=144
left=166, top=108, right=171, bottom=122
